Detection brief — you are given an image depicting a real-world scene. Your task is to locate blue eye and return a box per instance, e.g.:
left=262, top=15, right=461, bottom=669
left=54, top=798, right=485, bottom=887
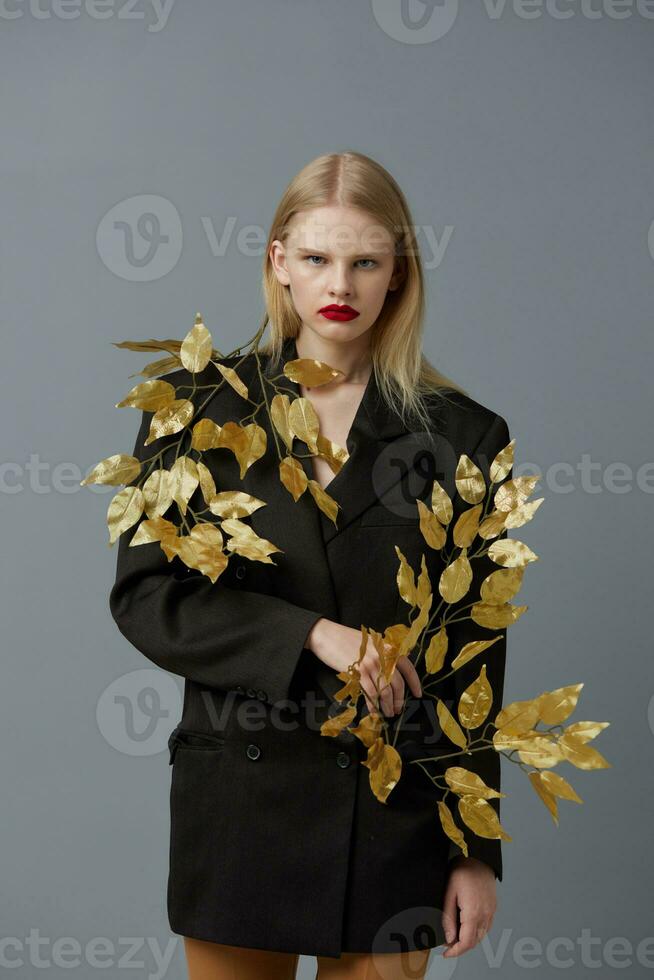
left=304, top=255, right=377, bottom=268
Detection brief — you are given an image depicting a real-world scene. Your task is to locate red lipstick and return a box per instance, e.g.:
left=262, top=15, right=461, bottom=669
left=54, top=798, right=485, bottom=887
left=318, top=304, right=360, bottom=322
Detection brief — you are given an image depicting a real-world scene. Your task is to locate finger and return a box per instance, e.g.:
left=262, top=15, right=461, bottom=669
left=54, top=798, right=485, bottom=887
left=441, top=891, right=458, bottom=947
left=397, top=658, right=422, bottom=698
left=388, top=672, right=405, bottom=713
left=442, top=917, right=475, bottom=958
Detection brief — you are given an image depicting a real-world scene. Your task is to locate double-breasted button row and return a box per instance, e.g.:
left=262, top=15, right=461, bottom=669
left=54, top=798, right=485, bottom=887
left=234, top=684, right=268, bottom=701
left=244, top=744, right=351, bottom=768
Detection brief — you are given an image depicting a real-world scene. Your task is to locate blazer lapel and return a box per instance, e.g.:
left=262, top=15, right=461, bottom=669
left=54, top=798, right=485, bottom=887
left=268, top=336, right=418, bottom=543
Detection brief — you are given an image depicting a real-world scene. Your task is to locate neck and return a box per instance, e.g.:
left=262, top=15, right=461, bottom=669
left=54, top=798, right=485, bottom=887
left=294, top=330, right=373, bottom=384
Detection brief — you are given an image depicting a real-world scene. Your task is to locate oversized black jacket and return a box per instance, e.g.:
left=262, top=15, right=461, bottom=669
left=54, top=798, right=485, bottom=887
left=109, top=336, right=512, bottom=957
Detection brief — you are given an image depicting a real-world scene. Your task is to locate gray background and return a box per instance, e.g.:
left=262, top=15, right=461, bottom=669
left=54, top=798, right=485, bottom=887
left=1, top=1, right=652, bottom=977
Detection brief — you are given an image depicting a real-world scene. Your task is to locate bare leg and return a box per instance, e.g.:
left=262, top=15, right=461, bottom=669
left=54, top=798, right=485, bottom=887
left=315, top=948, right=432, bottom=980
left=183, top=936, right=299, bottom=980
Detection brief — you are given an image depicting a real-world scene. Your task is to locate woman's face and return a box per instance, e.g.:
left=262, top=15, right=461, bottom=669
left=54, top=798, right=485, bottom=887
left=269, top=205, right=402, bottom=347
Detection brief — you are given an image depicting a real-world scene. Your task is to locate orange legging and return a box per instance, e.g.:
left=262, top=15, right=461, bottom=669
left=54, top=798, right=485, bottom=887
left=183, top=936, right=432, bottom=979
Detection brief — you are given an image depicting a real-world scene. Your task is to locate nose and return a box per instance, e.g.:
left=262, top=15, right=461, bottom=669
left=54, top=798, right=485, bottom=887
left=328, top=261, right=353, bottom=298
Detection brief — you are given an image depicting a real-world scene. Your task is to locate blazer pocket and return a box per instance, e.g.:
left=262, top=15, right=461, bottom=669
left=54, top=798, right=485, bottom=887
left=168, top=726, right=226, bottom=765
left=360, top=503, right=419, bottom=527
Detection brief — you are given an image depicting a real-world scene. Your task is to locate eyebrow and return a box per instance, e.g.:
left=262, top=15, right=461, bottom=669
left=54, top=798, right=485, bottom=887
left=294, top=247, right=384, bottom=258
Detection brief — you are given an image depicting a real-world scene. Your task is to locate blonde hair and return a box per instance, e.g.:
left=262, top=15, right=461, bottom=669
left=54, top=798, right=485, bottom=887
left=257, top=150, right=468, bottom=435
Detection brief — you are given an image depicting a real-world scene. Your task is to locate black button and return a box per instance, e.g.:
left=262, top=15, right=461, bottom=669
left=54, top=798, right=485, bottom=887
left=246, top=744, right=261, bottom=761
left=336, top=751, right=350, bottom=769
left=235, top=565, right=246, bottom=580
left=256, top=689, right=267, bottom=701
left=235, top=684, right=245, bottom=694
left=246, top=687, right=257, bottom=698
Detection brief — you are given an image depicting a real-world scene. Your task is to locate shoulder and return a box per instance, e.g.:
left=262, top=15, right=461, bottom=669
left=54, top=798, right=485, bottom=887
left=424, top=387, right=510, bottom=457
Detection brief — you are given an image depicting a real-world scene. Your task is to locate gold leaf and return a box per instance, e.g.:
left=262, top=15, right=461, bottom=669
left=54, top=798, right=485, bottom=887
left=480, top=567, right=524, bottom=603
left=453, top=503, right=483, bottom=549
left=470, top=602, right=527, bottom=629
left=283, top=357, right=344, bottom=387
left=177, top=521, right=228, bottom=583
left=494, top=475, right=540, bottom=512
left=320, top=704, right=357, bottom=737
left=169, top=456, right=200, bottom=517
left=490, top=439, right=515, bottom=483
left=209, top=490, right=266, bottom=519
left=215, top=362, right=249, bottom=400
left=439, top=551, right=473, bottom=603
left=114, top=338, right=183, bottom=355
left=562, top=720, right=610, bottom=743
left=559, top=733, right=611, bottom=770
left=493, top=728, right=542, bottom=751
left=455, top=454, right=486, bottom=504
left=316, top=432, right=348, bottom=472
left=395, top=547, right=417, bottom=608
left=415, top=556, right=432, bottom=609
left=107, top=486, right=144, bottom=545
left=540, top=770, right=583, bottom=804
left=458, top=795, right=512, bottom=841
left=451, top=635, right=503, bottom=672
left=495, top=698, right=541, bottom=735
left=134, top=354, right=182, bottom=378
left=279, top=456, right=309, bottom=502
left=129, top=514, right=179, bottom=556
left=142, top=467, right=175, bottom=519
left=270, top=394, right=294, bottom=451
left=417, top=499, right=447, bottom=549
left=288, top=396, right=320, bottom=453
left=503, top=497, right=544, bottom=529
left=487, top=538, right=538, bottom=567
left=528, top=772, right=559, bottom=824
left=363, top=739, right=402, bottom=804
left=191, top=418, right=222, bottom=451
left=216, top=421, right=267, bottom=479
left=350, top=710, right=383, bottom=748
left=444, top=766, right=505, bottom=799
left=436, top=699, right=468, bottom=749
left=517, top=736, right=563, bottom=768
left=478, top=510, right=508, bottom=540
left=180, top=315, right=213, bottom=373
left=437, top=801, right=468, bottom=857
left=425, top=627, right=448, bottom=674
left=537, top=684, right=584, bottom=725
left=307, top=479, right=339, bottom=525
left=80, top=454, right=141, bottom=487
left=431, top=479, right=453, bottom=525
left=115, top=379, right=177, bottom=412
left=196, top=460, right=217, bottom=505
left=221, top=519, right=282, bottom=562
left=458, top=664, right=492, bottom=730
left=145, top=398, right=195, bottom=444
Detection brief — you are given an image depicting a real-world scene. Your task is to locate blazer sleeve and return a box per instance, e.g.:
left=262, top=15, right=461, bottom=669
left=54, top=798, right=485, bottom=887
left=108, top=408, right=326, bottom=707
left=442, top=413, right=512, bottom=881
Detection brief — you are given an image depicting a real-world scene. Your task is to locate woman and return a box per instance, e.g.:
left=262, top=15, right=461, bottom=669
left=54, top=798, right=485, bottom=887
left=109, top=151, right=511, bottom=979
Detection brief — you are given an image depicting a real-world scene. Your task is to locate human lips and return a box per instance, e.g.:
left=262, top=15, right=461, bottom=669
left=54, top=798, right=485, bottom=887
left=318, top=304, right=360, bottom=321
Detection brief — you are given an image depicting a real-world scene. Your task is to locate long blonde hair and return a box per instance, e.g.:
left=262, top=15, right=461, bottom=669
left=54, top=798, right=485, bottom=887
left=257, top=150, right=468, bottom=435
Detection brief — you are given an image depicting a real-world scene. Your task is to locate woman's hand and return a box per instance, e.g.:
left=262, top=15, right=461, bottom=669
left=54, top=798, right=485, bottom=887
left=441, top=856, right=497, bottom=958
left=305, top=618, right=422, bottom=716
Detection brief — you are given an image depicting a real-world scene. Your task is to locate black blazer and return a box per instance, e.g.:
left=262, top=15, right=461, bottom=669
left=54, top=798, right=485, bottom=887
left=109, top=336, right=511, bottom=958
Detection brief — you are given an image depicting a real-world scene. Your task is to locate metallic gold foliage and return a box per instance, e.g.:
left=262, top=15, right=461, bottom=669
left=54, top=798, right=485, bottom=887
left=86, top=312, right=610, bottom=864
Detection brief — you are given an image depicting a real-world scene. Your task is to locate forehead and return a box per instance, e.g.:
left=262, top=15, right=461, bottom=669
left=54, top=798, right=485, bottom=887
left=286, top=206, right=395, bottom=255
